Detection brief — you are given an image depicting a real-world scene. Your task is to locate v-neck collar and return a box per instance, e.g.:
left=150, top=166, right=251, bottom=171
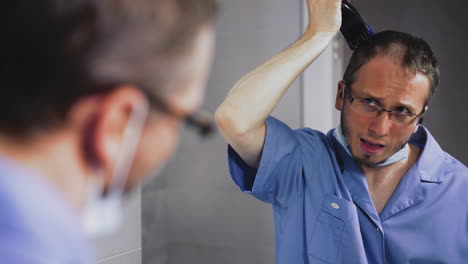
left=328, top=126, right=444, bottom=225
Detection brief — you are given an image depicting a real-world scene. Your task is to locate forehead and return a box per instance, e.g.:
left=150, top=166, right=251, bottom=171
left=352, top=56, right=430, bottom=108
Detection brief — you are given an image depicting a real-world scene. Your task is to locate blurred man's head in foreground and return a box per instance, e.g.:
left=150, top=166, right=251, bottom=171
left=1, top=0, right=217, bottom=235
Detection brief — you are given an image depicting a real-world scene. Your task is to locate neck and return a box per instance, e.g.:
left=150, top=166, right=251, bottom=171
left=362, top=144, right=422, bottom=189
left=0, top=130, right=89, bottom=213
left=361, top=144, right=422, bottom=214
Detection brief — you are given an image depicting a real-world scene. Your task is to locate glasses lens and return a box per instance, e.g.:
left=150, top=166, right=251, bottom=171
left=350, top=99, right=379, bottom=117
left=350, top=99, right=417, bottom=126
left=344, top=85, right=423, bottom=126
left=390, top=113, right=415, bottom=126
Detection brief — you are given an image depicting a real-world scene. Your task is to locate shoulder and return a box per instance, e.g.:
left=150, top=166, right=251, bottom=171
left=264, top=116, right=331, bottom=150
left=0, top=221, right=50, bottom=264
left=0, top=219, right=93, bottom=264
left=0, top=167, right=94, bottom=264
left=430, top=151, right=468, bottom=196
left=294, top=127, right=333, bottom=153
left=416, top=127, right=467, bottom=181
left=266, top=116, right=327, bottom=140
left=442, top=153, right=468, bottom=178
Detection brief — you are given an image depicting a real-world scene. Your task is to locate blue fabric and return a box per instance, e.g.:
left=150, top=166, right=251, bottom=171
left=228, top=116, right=468, bottom=264
left=0, top=156, right=95, bottom=264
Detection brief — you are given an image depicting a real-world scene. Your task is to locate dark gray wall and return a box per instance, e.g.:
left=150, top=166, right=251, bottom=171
left=343, top=0, right=468, bottom=164
left=142, top=0, right=303, bottom=263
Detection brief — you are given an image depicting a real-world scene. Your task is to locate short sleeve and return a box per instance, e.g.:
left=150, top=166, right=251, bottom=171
left=228, top=116, right=304, bottom=206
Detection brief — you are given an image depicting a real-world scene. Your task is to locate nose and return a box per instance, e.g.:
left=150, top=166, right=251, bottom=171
left=368, top=111, right=392, bottom=138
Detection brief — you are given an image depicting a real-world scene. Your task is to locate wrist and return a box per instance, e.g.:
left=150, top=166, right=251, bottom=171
left=303, top=28, right=337, bottom=39
left=299, top=30, right=336, bottom=47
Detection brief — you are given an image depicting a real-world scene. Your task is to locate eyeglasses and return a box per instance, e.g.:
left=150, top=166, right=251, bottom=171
left=343, top=84, right=426, bottom=126
left=141, top=88, right=215, bottom=138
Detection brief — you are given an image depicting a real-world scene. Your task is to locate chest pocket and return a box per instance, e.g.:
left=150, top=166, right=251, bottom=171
left=307, top=194, right=356, bottom=263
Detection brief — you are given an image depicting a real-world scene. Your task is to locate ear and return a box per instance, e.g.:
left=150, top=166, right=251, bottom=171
left=83, top=85, right=148, bottom=185
left=335, top=81, right=346, bottom=111
left=414, top=105, right=429, bottom=133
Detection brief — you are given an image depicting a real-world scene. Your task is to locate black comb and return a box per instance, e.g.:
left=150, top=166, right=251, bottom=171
left=340, top=1, right=375, bottom=50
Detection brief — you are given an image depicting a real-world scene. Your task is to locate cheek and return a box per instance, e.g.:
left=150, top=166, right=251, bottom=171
left=342, top=108, right=368, bottom=135
left=128, top=119, right=181, bottom=186
left=390, top=126, right=415, bottom=143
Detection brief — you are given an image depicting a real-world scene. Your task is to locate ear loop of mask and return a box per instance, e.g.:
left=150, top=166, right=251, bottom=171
left=108, top=101, right=150, bottom=194
left=81, top=101, right=149, bottom=237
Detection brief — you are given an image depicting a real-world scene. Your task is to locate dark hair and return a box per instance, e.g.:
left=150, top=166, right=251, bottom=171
left=1, top=0, right=217, bottom=137
left=343, top=30, right=439, bottom=106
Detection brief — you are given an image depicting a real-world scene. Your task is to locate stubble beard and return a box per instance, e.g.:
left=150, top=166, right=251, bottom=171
left=340, top=110, right=410, bottom=168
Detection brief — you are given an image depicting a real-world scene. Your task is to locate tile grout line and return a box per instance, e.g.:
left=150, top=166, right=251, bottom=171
left=97, top=247, right=142, bottom=262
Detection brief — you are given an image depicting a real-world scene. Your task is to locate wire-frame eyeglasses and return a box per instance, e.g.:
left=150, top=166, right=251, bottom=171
left=141, top=88, right=215, bottom=138
left=343, top=84, right=426, bottom=126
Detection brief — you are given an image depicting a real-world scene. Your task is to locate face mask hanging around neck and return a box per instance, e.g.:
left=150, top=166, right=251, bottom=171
left=333, top=124, right=409, bottom=167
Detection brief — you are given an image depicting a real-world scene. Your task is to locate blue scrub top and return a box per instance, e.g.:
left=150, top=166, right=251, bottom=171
left=0, top=156, right=95, bottom=264
left=228, top=116, right=468, bottom=264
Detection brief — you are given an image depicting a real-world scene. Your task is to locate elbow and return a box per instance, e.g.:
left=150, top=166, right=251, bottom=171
left=215, top=103, right=249, bottom=137
left=214, top=104, right=235, bottom=135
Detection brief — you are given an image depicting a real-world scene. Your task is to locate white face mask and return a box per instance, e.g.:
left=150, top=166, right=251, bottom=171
left=81, top=103, right=149, bottom=238
left=333, top=125, right=409, bottom=167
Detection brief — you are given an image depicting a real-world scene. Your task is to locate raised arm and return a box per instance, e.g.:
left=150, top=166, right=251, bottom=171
left=215, top=0, right=342, bottom=168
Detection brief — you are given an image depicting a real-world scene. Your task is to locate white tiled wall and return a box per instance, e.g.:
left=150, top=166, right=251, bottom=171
left=94, top=187, right=141, bottom=264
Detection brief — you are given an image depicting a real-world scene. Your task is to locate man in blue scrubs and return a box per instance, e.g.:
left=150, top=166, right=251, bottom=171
left=0, top=0, right=216, bottom=263
left=216, top=0, right=468, bottom=263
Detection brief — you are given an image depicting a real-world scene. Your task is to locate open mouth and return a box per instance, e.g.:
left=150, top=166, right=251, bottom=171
left=360, top=138, right=385, bottom=154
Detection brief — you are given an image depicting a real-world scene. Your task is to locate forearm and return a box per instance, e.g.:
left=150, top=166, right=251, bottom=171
left=216, top=31, right=335, bottom=135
